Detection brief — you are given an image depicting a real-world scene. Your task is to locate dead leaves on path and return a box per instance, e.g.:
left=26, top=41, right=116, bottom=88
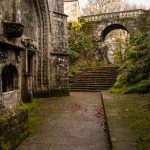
left=65, top=101, right=107, bottom=133
left=94, top=105, right=107, bottom=132
left=65, top=101, right=84, bottom=112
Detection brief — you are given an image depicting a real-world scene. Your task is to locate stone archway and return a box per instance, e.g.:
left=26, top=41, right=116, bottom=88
left=96, top=21, right=130, bottom=42
left=96, top=23, right=130, bottom=64
left=100, top=23, right=129, bottom=42
left=2, top=65, right=18, bottom=92
left=20, top=0, right=51, bottom=101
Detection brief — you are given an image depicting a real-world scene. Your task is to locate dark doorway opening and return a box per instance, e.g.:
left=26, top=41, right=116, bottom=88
left=28, top=53, right=33, bottom=74
left=2, top=65, right=18, bottom=92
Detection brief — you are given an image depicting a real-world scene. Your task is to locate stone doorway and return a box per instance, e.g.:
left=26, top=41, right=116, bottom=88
left=2, top=65, right=18, bottom=92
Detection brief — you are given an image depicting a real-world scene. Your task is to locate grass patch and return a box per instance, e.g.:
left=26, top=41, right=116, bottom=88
left=110, top=80, right=150, bottom=94
left=23, top=96, right=71, bottom=135
left=103, top=92, right=150, bottom=150
left=23, top=99, right=49, bottom=134
left=125, top=80, right=150, bottom=94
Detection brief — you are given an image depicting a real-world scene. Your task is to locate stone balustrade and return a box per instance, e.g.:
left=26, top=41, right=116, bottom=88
left=81, top=9, right=147, bottom=22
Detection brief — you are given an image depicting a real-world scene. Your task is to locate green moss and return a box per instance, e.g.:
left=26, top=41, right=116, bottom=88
left=23, top=101, right=41, bottom=133
left=113, top=11, right=150, bottom=92
left=125, top=80, right=150, bottom=93
left=111, top=80, right=150, bottom=94
left=103, top=92, right=150, bottom=150
left=0, top=140, right=11, bottom=150
left=23, top=99, right=59, bottom=134
left=123, top=19, right=129, bottom=26
left=109, top=87, right=126, bottom=93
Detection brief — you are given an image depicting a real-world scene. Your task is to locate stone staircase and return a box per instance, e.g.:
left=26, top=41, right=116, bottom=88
left=70, top=66, right=118, bottom=92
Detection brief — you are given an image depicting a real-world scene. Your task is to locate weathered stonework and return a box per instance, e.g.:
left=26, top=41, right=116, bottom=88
left=81, top=9, right=148, bottom=41
left=0, top=0, right=69, bottom=148
left=0, top=0, right=69, bottom=104
left=80, top=9, right=148, bottom=62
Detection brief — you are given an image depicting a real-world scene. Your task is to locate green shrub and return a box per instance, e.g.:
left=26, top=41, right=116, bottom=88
left=113, top=11, right=150, bottom=93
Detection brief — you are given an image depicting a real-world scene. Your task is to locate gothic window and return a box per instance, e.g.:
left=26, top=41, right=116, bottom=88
left=2, top=65, right=18, bottom=92
left=21, top=0, right=37, bottom=41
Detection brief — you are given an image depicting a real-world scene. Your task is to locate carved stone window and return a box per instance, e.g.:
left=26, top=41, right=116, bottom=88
left=2, top=65, right=18, bottom=92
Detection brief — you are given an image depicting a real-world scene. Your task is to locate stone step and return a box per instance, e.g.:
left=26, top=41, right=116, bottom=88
left=70, top=89, right=101, bottom=92
left=70, top=86, right=112, bottom=91
left=74, top=78, right=116, bottom=81
left=70, top=78, right=116, bottom=83
left=75, top=76, right=117, bottom=79
left=70, top=66, right=118, bottom=91
left=83, top=72, right=117, bottom=75
left=78, top=73, right=117, bottom=77
left=87, top=68, right=118, bottom=72
left=78, top=67, right=118, bottom=72
left=86, top=69, right=118, bottom=72
left=70, top=85, right=113, bottom=88
left=70, top=84, right=115, bottom=87
left=70, top=81, right=116, bottom=84
left=70, top=80, right=116, bottom=84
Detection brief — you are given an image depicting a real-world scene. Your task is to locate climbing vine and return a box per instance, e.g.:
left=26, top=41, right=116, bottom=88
left=68, top=21, right=98, bottom=75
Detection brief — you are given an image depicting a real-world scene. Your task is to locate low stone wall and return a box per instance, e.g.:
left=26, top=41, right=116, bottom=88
left=49, top=88, right=70, bottom=97
left=0, top=90, right=20, bottom=109
left=0, top=105, right=29, bottom=150
left=33, top=88, right=70, bottom=98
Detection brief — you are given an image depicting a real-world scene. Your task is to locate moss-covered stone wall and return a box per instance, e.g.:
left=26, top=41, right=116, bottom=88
left=0, top=105, right=29, bottom=150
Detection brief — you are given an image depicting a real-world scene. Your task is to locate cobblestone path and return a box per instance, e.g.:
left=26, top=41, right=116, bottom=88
left=17, top=92, right=109, bottom=150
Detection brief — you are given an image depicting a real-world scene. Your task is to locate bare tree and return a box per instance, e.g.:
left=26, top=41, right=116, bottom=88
left=131, top=4, right=146, bottom=10
left=82, top=0, right=128, bottom=15
left=82, top=0, right=143, bottom=15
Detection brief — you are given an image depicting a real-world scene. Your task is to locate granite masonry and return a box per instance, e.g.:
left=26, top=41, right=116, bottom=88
left=0, top=0, right=69, bottom=149
left=0, top=0, right=69, bottom=104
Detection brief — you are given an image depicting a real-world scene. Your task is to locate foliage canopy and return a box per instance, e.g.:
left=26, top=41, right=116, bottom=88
left=113, top=10, right=150, bottom=93
left=68, top=21, right=98, bottom=73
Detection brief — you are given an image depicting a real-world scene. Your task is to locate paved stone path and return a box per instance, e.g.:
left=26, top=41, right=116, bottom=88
left=17, top=92, right=109, bottom=150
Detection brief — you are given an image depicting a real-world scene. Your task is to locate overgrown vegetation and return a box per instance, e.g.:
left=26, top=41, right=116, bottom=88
left=23, top=100, right=48, bottom=134
left=68, top=21, right=99, bottom=76
left=103, top=92, right=150, bottom=150
left=23, top=98, right=65, bottom=134
left=0, top=103, right=28, bottom=150
left=111, top=10, right=150, bottom=93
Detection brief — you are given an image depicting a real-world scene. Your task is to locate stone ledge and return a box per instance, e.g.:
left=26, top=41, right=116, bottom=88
left=33, top=88, right=70, bottom=98
left=50, top=52, right=69, bottom=56
left=0, top=36, right=25, bottom=51
left=49, top=88, right=70, bottom=97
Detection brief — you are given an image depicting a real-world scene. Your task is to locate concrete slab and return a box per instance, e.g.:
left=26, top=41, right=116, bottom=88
left=17, top=92, right=109, bottom=150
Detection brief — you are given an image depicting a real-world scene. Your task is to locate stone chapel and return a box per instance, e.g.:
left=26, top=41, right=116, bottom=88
left=0, top=0, right=69, bottom=107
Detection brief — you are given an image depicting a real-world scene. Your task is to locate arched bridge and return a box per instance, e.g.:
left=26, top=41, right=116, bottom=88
left=80, top=9, right=148, bottom=41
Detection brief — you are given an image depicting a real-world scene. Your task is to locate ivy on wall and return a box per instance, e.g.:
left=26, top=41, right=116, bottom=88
left=68, top=21, right=98, bottom=75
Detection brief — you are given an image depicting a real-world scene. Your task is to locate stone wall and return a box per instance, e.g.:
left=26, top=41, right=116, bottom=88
left=0, top=0, right=68, bottom=149
left=80, top=9, right=147, bottom=42
left=0, top=0, right=69, bottom=103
